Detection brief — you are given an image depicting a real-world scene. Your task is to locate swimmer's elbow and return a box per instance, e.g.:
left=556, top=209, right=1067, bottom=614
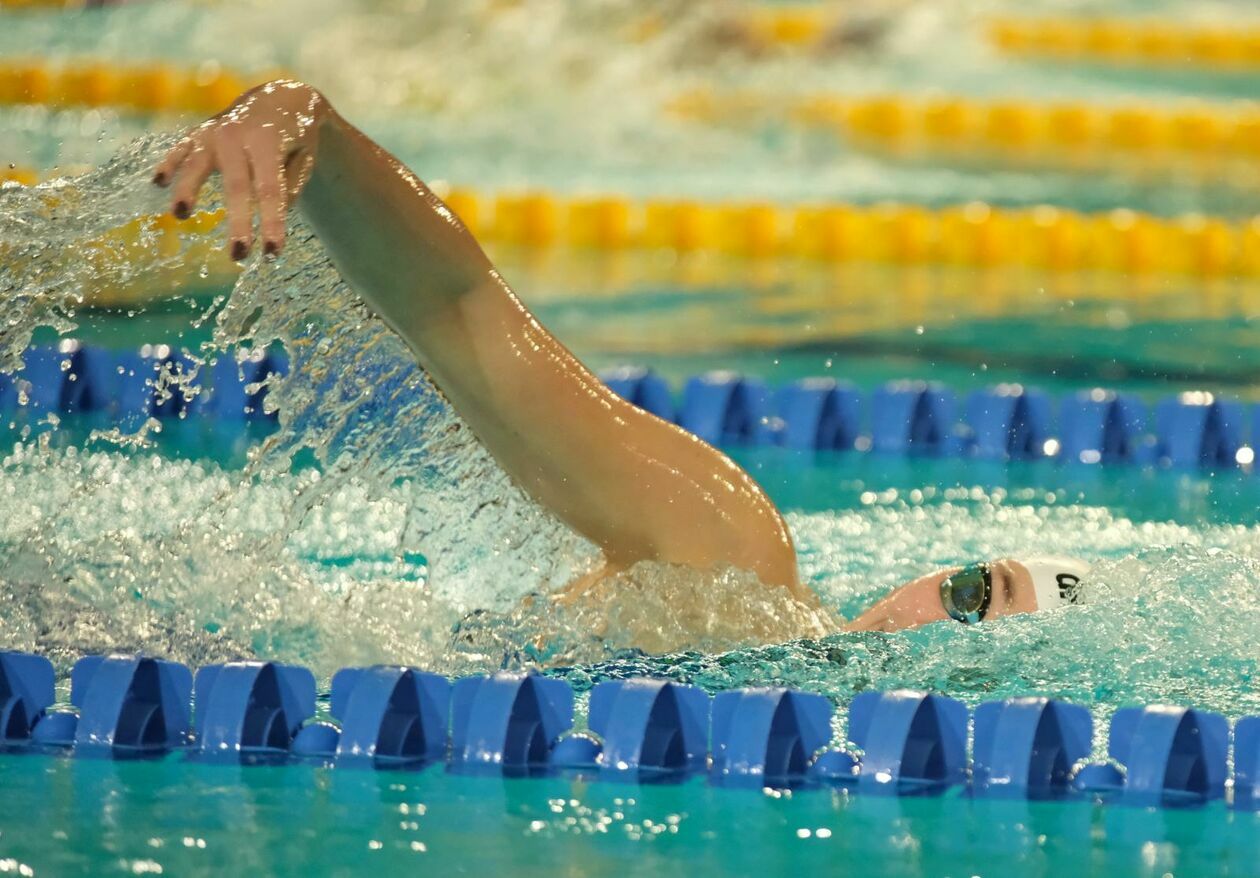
left=763, top=554, right=808, bottom=602
left=724, top=534, right=803, bottom=601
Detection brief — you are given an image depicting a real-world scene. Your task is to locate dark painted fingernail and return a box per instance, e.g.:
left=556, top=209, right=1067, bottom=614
left=173, top=201, right=189, bottom=220
left=263, top=240, right=279, bottom=259
left=231, top=240, right=248, bottom=261
left=152, top=172, right=167, bottom=186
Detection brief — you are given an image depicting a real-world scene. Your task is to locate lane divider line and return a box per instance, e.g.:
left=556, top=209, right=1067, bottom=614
left=0, top=58, right=283, bottom=114
left=669, top=88, right=1260, bottom=184
left=6, top=166, right=1258, bottom=275
left=988, top=16, right=1260, bottom=71
left=433, top=185, right=1260, bottom=276
left=1, top=651, right=1256, bottom=807
left=3, top=343, right=1258, bottom=471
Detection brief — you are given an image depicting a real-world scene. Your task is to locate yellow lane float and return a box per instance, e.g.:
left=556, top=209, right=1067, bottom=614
left=427, top=183, right=1260, bottom=278
left=989, top=17, right=1260, bottom=71
left=672, top=89, right=1260, bottom=182
left=0, top=59, right=282, bottom=114
left=5, top=170, right=1257, bottom=291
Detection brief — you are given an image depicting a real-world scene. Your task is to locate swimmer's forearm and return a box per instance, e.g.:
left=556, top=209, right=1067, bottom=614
left=294, top=111, right=585, bottom=451
left=298, top=110, right=492, bottom=341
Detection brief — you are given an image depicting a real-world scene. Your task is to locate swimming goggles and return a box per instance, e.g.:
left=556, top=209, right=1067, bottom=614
left=939, top=562, right=993, bottom=625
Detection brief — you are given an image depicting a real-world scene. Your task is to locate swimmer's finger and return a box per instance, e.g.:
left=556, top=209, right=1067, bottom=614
left=153, top=135, right=196, bottom=187
left=244, top=133, right=287, bottom=256
left=216, top=136, right=255, bottom=260
left=168, top=145, right=213, bottom=220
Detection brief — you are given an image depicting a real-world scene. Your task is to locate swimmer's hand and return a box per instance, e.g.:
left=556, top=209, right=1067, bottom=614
left=149, top=82, right=805, bottom=601
left=152, top=80, right=328, bottom=261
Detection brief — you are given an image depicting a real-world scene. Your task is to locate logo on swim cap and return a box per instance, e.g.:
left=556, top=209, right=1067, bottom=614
left=1056, top=572, right=1083, bottom=604
left=1023, top=557, right=1092, bottom=611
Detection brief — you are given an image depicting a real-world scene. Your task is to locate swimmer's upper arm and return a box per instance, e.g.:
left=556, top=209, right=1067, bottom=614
left=296, top=116, right=802, bottom=598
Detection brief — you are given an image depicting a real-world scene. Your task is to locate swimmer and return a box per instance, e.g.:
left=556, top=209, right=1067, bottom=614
left=845, top=555, right=1091, bottom=632
left=153, top=81, right=1086, bottom=637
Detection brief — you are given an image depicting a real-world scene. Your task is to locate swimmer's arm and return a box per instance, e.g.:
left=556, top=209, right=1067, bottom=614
left=300, top=111, right=801, bottom=596
left=155, top=83, right=802, bottom=599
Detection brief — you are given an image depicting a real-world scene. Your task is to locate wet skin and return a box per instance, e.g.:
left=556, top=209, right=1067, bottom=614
left=845, top=559, right=1041, bottom=632
left=154, top=81, right=803, bottom=602
left=153, top=81, right=1048, bottom=635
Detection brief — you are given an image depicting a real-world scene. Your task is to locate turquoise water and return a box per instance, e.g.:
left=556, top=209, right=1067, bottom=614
left=3, top=0, right=1260, bottom=875
left=0, top=757, right=1258, bottom=877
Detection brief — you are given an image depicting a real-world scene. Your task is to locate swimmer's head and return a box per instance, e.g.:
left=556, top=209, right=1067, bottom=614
left=937, top=556, right=1091, bottom=625
left=846, top=555, right=1093, bottom=633
left=1018, top=555, right=1090, bottom=611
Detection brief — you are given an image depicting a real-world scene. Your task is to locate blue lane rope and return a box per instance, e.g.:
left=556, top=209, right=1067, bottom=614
left=3, top=343, right=1252, bottom=472
left=0, top=652, right=1256, bottom=809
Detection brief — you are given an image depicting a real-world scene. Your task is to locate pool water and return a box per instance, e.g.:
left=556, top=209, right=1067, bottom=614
left=3, top=0, right=1260, bottom=875
left=0, top=757, right=1257, bottom=877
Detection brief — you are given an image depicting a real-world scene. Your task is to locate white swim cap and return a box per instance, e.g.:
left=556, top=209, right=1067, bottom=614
left=1021, top=556, right=1091, bottom=611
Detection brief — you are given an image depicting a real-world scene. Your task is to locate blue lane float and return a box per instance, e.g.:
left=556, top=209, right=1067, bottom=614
left=775, top=377, right=862, bottom=451
left=587, top=679, right=710, bottom=781
left=847, top=690, right=968, bottom=796
left=972, top=697, right=1092, bottom=800
left=2, top=650, right=1259, bottom=810
left=1155, top=394, right=1245, bottom=469
left=193, top=661, right=315, bottom=760
left=17, top=347, right=66, bottom=413
left=965, top=385, right=1053, bottom=460
left=1113, top=705, right=1228, bottom=808
left=449, top=672, right=573, bottom=774
left=1058, top=390, right=1152, bottom=465
left=1234, top=717, right=1260, bottom=811
left=1253, top=407, right=1260, bottom=464
left=871, top=381, right=963, bottom=456
left=18, top=344, right=115, bottom=414
left=195, top=350, right=285, bottom=420
left=678, top=371, right=775, bottom=447
left=1, top=342, right=284, bottom=426
left=326, top=665, right=450, bottom=769
left=50, top=655, right=194, bottom=757
left=0, top=652, right=55, bottom=745
left=4, top=344, right=1259, bottom=472
left=709, top=687, right=832, bottom=789
left=114, top=347, right=199, bottom=422
left=1076, top=705, right=1229, bottom=807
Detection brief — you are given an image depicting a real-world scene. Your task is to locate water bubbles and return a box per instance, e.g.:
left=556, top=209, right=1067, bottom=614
left=0, top=137, right=586, bottom=676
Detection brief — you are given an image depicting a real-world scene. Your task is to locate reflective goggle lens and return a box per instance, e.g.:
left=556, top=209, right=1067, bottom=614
left=940, top=563, right=992, bottom=624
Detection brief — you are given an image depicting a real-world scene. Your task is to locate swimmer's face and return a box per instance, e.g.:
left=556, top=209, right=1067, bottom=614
left=986, top=560, right=1040, bottom=617
left=845, top=559, right=1040, bottom=633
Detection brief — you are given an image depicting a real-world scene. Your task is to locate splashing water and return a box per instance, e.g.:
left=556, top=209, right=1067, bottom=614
left=0, top=137, right=837, bottom=679
left=551, top=507, right=1260, bottom=725
left=2, top=138, right=1259, bottom=728
left=0, top=137, right=597, bottom=675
